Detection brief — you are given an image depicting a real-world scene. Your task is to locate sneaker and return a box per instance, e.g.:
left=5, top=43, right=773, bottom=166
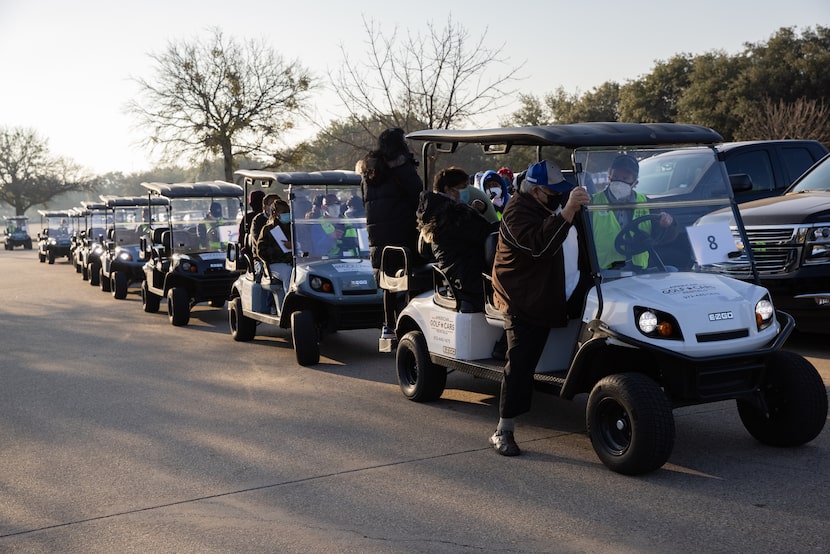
left=489, top=430, right=521, bottom=456
left=380, top=326, right=396, bottom=340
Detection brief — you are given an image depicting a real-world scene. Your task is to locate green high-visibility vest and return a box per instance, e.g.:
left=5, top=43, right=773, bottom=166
left=592, top=190, right=651, bottom=269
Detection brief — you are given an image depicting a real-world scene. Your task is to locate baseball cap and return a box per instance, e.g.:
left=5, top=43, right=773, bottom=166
left=610, top=155, right=639, bottom=177
left=525, top=161, right=573, bottom=193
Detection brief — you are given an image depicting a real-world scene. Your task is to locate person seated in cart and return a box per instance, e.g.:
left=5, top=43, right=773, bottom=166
left=255, top=199, right=293, bottom=298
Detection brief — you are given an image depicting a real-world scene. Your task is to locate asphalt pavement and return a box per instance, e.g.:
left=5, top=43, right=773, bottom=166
left=1, top=247, right=828, bottom=553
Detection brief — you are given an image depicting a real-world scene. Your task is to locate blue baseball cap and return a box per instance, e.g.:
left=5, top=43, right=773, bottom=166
left=525, top=161, right=574, bottom=193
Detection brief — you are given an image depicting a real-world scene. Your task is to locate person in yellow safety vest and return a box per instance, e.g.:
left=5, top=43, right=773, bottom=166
left=204, top=201, right=225, bottom=250
left=591, top=155, right=676, bottom=270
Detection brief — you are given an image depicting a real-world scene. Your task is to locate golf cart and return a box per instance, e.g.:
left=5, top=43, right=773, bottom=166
left=36, top=209, right=74, bottom=264
left=99, top=195, right=169, bottom=299
left=73, top=201, right=109, bottom=283
left=227, top=170, right=383, bottom=366
left=139, top=181, right=243, bottom=326
left=380, top=123, right=827, bottom=475
left=4, top=216, right=32, bottom=250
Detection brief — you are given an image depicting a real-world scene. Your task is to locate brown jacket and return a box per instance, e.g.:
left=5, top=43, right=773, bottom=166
left=492, top=191, right=589, bottom=327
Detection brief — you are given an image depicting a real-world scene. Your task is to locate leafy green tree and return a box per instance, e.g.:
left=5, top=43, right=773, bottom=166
left=619, top=55, right=694, bottom=122
left=0, top=127, right=96, bottom=215
left=128, top=27, right=314, bottom=182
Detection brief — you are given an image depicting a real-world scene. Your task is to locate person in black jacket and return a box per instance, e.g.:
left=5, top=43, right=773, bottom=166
left=417, top=167, right=499, bottom=312
left=359, top=127, right=425, bottom=340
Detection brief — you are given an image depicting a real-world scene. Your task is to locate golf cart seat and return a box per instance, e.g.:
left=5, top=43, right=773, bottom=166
left=378, top=236, right=434, bottom=296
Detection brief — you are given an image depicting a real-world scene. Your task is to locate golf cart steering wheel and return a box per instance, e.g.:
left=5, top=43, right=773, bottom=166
left=613, top=213, right=665, bottom=258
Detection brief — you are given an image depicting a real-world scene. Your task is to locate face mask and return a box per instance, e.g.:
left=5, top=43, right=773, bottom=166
left=279, top=213, right=290, bottom=224
left=543, top=192, right=563, bottom=212
left=457, top=187, right=470, bottom=204
left=488, top=187, right=503, bottom=208
left=608, top=181, right=633, bottom=200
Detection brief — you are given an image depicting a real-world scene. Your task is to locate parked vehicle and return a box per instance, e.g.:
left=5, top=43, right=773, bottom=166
left=4, top=216, right=32, bottom=250
left=36, top=210, right=74, bottom=264
left=139, top=181, right=243, bottom=326
left=697, top=152, right=830, bottom=332
left=72, top=201, right=109, bottom=283
left=227, top=170, right=383, bottom=366
left=99, top=196, right=169, bottom=299
left=379, top=123, right=827, bottom=475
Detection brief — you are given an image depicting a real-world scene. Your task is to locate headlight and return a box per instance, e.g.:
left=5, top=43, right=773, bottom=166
left=804, top=225, right=830, bottom=265
left=755, top=296, right=774, bottom=330
left=634, top=306, right=682, bottom=340
left=48, top=238, right=57, bottom=245
left=117, top=251, right=133, bottom=262
left=309, top=275, right=333, bottom=293
left=179, top=260, right=197, bottom=273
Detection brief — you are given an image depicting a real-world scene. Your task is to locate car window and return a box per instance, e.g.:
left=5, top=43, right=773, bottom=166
left=780, top=146, right=819, bottom=185
left=724, top=150, right=774, bottom=192
left=791, top=156, right=830, bottom=192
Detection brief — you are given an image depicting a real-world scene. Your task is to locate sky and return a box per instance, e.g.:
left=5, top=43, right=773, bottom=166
left=0, top=0, right=828, bottom=175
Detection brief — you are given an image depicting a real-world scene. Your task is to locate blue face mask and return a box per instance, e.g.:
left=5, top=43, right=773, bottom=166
left=457, top=187, right=470, bottom=204
left=279, top=213, right=291, bottom=224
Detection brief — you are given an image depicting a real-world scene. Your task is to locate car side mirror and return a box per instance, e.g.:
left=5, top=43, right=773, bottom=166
left=730, top=173, right=753, bottom=193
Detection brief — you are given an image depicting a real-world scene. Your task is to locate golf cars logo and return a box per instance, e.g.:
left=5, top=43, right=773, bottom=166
left=661, top=283, right=717, bottom=300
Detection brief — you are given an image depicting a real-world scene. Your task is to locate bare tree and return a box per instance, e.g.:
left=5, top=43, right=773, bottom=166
left=331, top=15, right=523, bottom=139
left=738, top=97, right=830, bottom=144
left=128, top=28, right=314, bottom=182
left=0, top=127, right=96, bottom=215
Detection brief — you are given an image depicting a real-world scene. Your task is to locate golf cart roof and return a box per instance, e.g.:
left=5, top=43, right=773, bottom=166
left=80, top=201, right=108, bottom=211
left=37, top=209, right=73, bottom=218
left=5, top=215, right=28, bottom=221
left=406, top=122, right=723, bottom=149
left=100, top=195, right=169, bottom=208
left=140, top=181, right=243, bottom=198
left=234, top=170, right=362, bottom=188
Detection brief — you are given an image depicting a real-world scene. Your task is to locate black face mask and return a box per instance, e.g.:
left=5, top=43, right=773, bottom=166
left=543, top=191, right=564, bottom=211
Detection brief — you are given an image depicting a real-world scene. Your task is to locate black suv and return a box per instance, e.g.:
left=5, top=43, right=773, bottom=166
left=139, top=181, right=244, bottom=326
left=4, top=216, right=32, bottom=250
left=98, top=196, right=169, bottom=299
left=699, top=153, right=830, bottom=331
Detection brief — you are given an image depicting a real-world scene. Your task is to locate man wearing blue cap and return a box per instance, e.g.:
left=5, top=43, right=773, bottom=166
left=489, top=160, right=591, bottom=456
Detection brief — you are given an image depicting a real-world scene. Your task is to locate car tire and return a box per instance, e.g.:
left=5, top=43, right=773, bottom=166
left=229, top=297, right=256, bottom=342
left=99, top=268, right=111, bottom=292
left=737, top=351, right=827, bottom=446
left=141, top=281, right=160, bottom=313
left=112, top=271, right=128, bottom=299
left=74, top=260, right=82, bottom=273
left=396, top=330, right=446, bottom=402
left=167, top=287, right=190, bottom=326
left=291, top=310, right=319, bottom=366
left=587, top=372, right=675, bottom=476
left=88, top=263, right=100, bottom=286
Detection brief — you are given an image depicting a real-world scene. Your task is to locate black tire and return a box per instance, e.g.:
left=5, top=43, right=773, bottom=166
left=88, top=263, right=100, bottom=286
left=74, top=259, right=82, bottom=273
left=99, top=267, right=111, bottom=292
left=396, top=330, right=447, bottom=402
left=81, top=262, right=89, bottom=281
left=737, top=351, right=828, bottom=447
left=47, top=250, right=55, bottom=264
left=38, top=252, right=45, bottom=263
left=167, top=287, right=190, bottom=326
left=291, top=310, right=319, bottom=366
left=25, top=240, right=32, bottom=250
left=141, top=281, right=160, bottom=313
left=209, top=298, right=225, bottom=308
left=229, top=297, right=256, bottom=342
left=112, top=271, right=128, bottom=299
left=587, top=373, right=675, bottom=475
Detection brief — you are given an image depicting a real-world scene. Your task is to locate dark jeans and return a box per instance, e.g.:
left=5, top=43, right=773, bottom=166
left=499, top=315, right=550, bottom=419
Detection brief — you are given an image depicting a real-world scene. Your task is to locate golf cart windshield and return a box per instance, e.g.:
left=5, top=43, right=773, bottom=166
left=6, top=217, right=27, bottom=233
left=166, top=197, right=241, bottom=254
left=289, top=184, right=368, bottom=264
left=578, top=146, right=751, bottom=281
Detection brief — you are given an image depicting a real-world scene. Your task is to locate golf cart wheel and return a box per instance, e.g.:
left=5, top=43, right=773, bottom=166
left=208, top=298, right=225, bottom=308
left=38, top=252, right=45, bottom=263
left=112, top=271, right=128, bottom=299
left=81, top=263, right=89, bottom=280
left=47, top=250, right=55, bottom=264
left=396, top=330, right=447, bottom=402
left=25, top=240, right=32, bottom=250
left=167, top=287, right=190, bottom=326
left=88, top=263, right=100, bottom=286
left=737, top=351, right=827, bottom=446
left=229, top=297, right=256, bottom=342
left=141, top=281, right=160, bottom=313
left=291, top=310, right=319, bottom=366
left=99, top=267, right=111, bottom=292
left=74, top=260, right=82, bottom=273
left=587, top=373, right=675, bottom=475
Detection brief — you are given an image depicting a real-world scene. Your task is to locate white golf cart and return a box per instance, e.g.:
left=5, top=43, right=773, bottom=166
left=227, top=170, right=383, bottom=366
left=380, top=123, right=827, bottom=475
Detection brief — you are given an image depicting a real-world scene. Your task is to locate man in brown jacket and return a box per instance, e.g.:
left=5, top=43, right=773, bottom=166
left=489, top=160, right=591, bottom=456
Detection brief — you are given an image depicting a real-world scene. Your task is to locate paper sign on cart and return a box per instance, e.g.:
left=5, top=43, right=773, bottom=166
left=686, top=222, right=735, bottom=266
